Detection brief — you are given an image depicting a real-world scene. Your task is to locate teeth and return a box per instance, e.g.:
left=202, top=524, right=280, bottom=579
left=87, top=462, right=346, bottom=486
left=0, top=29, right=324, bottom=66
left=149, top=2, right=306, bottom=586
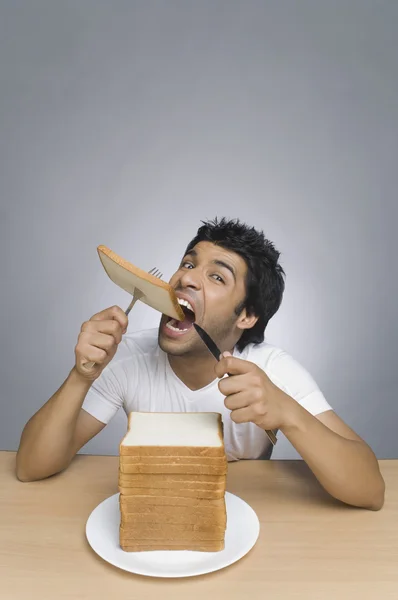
left=177, top=298, right=194, bottom=313
left=166, top=321, right=189, bottom=332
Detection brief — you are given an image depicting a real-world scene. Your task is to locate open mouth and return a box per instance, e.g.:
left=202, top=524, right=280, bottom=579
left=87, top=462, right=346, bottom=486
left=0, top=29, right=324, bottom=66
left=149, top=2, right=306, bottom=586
left=165, top=298, right=196, bottom=334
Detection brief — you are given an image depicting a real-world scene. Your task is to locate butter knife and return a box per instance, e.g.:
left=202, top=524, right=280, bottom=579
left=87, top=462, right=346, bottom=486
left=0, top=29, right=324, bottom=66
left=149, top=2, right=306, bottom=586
left=193, top=323, right=277, bottom=446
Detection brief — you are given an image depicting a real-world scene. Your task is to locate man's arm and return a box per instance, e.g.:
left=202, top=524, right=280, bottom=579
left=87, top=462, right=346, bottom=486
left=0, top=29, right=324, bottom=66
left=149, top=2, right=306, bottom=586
left=16, top=371, right=105, bottom=481
left=216, top=354, right=385, bottom=511
left=16, top=306, right=128, bottom=482
left=281, top=406, right=384, bottom=510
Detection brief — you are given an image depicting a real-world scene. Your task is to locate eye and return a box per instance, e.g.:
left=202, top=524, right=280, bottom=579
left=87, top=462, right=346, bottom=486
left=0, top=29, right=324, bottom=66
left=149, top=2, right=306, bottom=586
left=181, top=261, right=193, bottom=269
left=211, top=273, right=224, bottom=283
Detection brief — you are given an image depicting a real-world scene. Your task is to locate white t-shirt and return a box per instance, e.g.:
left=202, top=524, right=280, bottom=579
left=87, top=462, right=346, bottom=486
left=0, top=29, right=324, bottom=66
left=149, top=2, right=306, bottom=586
left=82, top=328, right=332, bottom=461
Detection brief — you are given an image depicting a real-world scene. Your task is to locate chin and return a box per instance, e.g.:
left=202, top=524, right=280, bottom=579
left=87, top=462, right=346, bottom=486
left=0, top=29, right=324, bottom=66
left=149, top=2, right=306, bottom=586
left=158, top=333, right=192, bottom=356
left=159, top=341, right=188, bottom=356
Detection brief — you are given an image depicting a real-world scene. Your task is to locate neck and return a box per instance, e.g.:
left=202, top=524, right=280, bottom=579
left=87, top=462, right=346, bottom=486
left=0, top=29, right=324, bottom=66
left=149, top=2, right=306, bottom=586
left=167, top=349, right=233, bottom=391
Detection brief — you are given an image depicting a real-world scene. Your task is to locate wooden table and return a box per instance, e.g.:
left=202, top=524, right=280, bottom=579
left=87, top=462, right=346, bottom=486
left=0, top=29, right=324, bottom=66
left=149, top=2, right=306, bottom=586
left=0, top=452, right=397, bottom=600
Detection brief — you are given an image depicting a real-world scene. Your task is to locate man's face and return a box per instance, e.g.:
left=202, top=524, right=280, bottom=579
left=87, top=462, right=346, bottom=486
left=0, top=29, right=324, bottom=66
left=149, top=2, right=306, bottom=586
left=158, top=241, right=254, bottom=356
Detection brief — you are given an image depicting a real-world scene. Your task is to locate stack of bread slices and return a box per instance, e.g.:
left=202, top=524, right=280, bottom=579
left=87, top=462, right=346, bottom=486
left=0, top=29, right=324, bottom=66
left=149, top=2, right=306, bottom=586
left=118, top=412, right=228, bottom=552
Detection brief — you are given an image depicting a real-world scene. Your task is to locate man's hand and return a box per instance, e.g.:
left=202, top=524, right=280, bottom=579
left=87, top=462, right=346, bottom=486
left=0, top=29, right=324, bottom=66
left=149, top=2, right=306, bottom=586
left=216, top=353, right=385, bottom=510
left=74, top=306, right=128, bottom=381
left=215, top=351, right=295, bottom=431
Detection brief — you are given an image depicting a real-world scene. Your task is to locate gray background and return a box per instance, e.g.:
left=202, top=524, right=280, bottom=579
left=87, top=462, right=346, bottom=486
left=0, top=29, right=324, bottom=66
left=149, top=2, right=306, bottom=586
left=1, top=1, right=397, bottom=460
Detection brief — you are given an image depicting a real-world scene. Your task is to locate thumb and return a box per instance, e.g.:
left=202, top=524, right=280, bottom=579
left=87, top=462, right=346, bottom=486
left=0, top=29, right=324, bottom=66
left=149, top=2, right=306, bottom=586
left=221, top=351, right=232, bottom=358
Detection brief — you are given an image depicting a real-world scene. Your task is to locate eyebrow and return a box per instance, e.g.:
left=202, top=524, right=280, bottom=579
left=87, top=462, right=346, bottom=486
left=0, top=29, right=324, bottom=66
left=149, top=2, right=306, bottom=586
left=213, top=259, right=236, bottom=282
left=183, top=250, right=236, bottom=282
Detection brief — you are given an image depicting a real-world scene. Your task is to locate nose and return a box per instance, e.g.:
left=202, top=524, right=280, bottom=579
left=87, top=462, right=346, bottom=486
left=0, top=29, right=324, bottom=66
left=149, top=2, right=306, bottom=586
left=178, top=267, right=202, bottom=290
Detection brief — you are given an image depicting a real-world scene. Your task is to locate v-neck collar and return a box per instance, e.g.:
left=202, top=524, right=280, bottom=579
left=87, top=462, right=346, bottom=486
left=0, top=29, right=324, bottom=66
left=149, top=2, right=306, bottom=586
left=162, top=348, right=235, bottom=395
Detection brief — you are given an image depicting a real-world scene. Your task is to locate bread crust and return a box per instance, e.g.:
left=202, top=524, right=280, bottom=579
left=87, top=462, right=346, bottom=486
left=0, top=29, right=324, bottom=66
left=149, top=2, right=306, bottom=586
left=97, top=245, right=185, bottom=321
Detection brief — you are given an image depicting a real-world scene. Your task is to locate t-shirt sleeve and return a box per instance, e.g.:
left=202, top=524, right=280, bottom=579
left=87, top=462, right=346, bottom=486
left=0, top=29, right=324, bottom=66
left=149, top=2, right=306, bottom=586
left=82, top=359, right=128, bottom=424
left=267, top=350, right=332, bottom=416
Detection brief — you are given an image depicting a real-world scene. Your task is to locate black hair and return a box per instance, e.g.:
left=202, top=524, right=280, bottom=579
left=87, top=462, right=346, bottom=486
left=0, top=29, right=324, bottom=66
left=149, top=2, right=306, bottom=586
left=185, top=217, right=285, bottom=351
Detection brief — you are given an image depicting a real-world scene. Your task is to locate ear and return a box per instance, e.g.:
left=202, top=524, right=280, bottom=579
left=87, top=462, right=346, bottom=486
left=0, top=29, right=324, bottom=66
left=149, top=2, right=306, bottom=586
left=236, top=308, right=258, bottom=331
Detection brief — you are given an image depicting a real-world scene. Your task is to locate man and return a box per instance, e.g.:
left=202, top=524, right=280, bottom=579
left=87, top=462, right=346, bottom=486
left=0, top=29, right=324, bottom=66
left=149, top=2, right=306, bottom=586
left=16, top=218, right=385, bottom=510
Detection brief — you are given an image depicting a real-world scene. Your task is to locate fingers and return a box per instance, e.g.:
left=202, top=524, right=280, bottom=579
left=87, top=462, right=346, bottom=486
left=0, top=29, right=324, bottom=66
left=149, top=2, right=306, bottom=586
left=79, top=332, right=117, bottom=355
left=214, top=355, right=255, bottom=379
left=77, top=345, right=108, bottom=365
left=81, top=318, right=124, bottom=344
left=221, top=382, right=269, bottom=426
left=218, top=374, right=250, bottom=397
left=228, top=406, right=254, bottom=424
left=225, top=399, right=268, bottom=425
left=75, top=330, right=116, bottom=365
left=90, top=305, right=128, bottom=334
left=75, top=306, right=127, bottom=376
left=222, top=391, right=253, bottom=411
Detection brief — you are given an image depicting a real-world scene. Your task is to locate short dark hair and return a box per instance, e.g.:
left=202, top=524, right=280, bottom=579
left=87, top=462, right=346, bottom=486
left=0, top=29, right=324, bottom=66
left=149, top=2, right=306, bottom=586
left=185, top=217, right=285, bottom=351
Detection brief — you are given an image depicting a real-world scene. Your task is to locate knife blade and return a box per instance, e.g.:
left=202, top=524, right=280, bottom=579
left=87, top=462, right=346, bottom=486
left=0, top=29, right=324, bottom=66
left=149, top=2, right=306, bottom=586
left=193, top=322, right=277, bottom=446
left=193, top=323, right=222, bottom=361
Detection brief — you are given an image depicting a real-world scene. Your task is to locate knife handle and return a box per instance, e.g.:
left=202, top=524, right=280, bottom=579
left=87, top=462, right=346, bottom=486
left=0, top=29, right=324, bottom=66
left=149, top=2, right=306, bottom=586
left=226, top=372, right=277, bottom=445
left=265, top=429, right=277, bottom=445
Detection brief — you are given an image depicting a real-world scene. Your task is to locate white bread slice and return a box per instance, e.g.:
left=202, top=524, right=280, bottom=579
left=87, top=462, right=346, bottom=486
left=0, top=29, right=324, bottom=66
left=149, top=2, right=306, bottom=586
left=118, top=487, right=225, bottom=499
left=120, top=445, right=225, bottom=457
left=120, top=530, right=224, bottom=542
left=120, top=504, right=226, bottom=519
left=119, top=495, right=225, bottom=508
left=119, top=472, right=226, bottom=483
left=121, top=541, right=224, bottom=552
left=119, top=463, right=227, bottom=475
left=120, top=412, right=225, bottom=455
left=120, top=522, right=225, bottom=534
left=121, top=512, right=227, bottom=527
left=120, top=455, right=227, bottom=465
left=119, top=481, right=226, bottom=492
left=97, top=246, right=185, bottom=321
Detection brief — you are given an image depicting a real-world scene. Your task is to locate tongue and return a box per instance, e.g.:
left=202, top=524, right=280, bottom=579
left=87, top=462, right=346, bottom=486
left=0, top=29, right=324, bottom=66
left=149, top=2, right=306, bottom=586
left=177, top=310, right=195, bottom=330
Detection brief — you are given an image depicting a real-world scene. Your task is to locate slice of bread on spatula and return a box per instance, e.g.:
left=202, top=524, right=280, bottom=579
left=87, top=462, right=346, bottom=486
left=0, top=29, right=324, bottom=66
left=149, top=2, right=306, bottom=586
left=97, top=245, right=184, bottom=321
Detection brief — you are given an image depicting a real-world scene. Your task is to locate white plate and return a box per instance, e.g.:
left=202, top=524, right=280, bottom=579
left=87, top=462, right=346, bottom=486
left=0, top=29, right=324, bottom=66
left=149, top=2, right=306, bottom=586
left=86, top=492, right=260, bottom=578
